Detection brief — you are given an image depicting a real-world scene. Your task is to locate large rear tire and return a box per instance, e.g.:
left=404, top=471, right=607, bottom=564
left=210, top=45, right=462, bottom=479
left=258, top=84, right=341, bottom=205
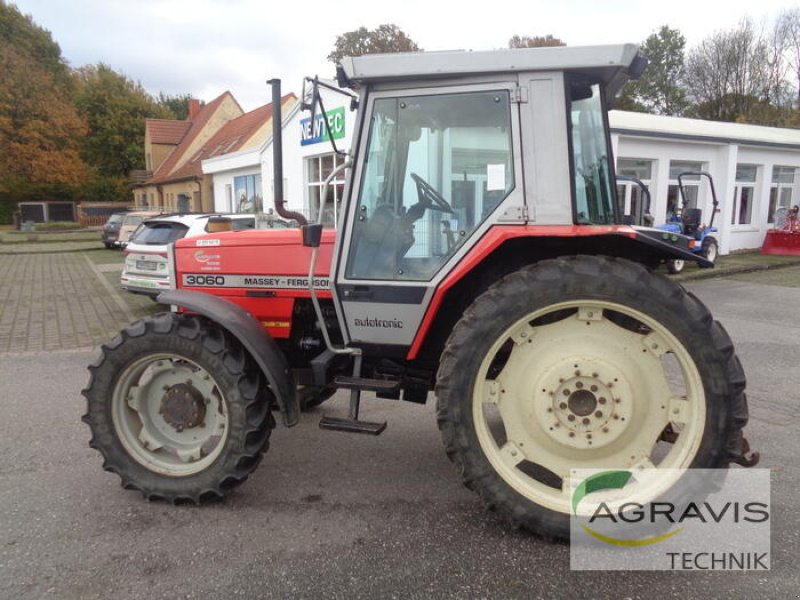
left=82, top=313, right=275, bottom=503
left=435, top=256, right=748, bottom=539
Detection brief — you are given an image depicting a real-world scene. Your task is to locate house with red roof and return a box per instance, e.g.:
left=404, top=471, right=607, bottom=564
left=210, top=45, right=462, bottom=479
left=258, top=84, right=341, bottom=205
left=132, top=92, right=295, bottom=213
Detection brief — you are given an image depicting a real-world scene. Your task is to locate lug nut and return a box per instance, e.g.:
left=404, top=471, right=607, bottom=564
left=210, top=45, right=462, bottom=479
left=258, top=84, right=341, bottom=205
left=598, top=397, right=606, bottom=404
left=595, top=411, right=603, bottom=418
left=559, top=402, right=567, bottom=410
left=568, top=415, right=576, bottom=422
left=591, top=385, right=598, bottom=392
left=582, top=417, right=591, bottom=425
left=576, top=381, right=583, bottom=389
left=563, top=389, right=570, bottom=396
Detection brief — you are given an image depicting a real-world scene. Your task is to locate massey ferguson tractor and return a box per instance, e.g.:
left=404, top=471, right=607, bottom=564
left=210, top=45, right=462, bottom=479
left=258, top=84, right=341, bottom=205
left=83, top=44, right=757, bottom=540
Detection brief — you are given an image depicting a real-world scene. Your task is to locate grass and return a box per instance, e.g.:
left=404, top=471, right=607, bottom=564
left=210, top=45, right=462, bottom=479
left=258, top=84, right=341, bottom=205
left=729, top=265, right=800, bottom=288
left=672, top=250, right=800, bottom=280
left=0, top=228, right=100, bottom=244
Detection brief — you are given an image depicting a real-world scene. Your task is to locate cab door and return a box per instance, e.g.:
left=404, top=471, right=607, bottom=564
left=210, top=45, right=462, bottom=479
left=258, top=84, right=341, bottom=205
left=331, top=82, right=526, bottom=351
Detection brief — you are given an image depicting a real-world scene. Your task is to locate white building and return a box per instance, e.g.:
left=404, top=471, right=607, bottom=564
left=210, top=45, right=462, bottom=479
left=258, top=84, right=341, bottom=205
left=204, top=92, right=800, bottom=255
left=611, top=111, right=800, bottom=254
left=204, top=85, right=356, bottom=225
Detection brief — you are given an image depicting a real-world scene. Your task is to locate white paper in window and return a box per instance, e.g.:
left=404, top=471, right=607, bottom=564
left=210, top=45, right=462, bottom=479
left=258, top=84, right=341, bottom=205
left=487, top=164, right=505, bottom=192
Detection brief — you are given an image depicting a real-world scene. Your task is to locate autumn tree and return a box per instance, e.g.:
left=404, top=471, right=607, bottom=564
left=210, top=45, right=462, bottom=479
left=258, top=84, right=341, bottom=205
left=616, top=26, right=689, bottom=116
left=0, top=2, right=88, bottom=194
left=508, top=34, right=565, bottom=48
left=327, top=24, right=420, bottom=64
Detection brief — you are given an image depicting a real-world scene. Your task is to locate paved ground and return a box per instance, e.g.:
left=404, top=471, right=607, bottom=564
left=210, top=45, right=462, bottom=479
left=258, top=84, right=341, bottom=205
left=0, top=253, right=798, bottom=598
left=0, top=251, right=156, bottom=353
left=0, top=280, right=797, bottom=599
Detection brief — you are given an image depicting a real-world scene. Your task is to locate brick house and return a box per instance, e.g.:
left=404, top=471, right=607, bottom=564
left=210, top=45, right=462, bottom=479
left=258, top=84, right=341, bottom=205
left=132, top=93, right=295, bottom=213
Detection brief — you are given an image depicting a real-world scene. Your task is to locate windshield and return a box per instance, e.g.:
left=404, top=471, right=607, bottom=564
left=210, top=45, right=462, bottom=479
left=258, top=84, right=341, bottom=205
left=568, top=78, right=616, bottom=225
left=132, top=222, right=188, bottom=245
left=107, top=214, right=124, bottom=225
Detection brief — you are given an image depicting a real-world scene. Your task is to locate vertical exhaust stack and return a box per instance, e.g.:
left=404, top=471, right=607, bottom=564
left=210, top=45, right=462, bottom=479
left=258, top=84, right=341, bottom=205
left=268, top=79, right=307, bottom=226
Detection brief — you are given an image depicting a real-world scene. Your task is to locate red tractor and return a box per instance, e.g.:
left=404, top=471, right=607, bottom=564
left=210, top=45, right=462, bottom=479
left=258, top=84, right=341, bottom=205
left=83, top=45, right=756, bottom=540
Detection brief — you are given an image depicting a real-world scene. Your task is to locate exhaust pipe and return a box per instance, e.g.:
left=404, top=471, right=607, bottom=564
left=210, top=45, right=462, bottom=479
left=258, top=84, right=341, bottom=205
left=268, top=78, right=307, bottom=226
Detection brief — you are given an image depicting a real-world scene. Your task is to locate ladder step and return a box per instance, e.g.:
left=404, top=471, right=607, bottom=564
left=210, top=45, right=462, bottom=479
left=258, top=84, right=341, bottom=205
left=334, top=376, right=400, bottom=393
left=319, top=416, right=387, bottom=435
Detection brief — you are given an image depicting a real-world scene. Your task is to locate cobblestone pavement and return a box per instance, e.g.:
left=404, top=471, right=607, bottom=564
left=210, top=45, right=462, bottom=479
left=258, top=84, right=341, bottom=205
left=0, top=252, right=155, bottom=354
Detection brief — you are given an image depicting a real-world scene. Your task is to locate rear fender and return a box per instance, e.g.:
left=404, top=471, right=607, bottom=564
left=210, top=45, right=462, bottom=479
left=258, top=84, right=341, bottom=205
left=157, top=289, right=299, bottom=427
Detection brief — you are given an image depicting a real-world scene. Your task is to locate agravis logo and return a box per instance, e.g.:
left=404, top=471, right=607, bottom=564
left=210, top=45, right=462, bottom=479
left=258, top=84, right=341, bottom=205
left=571, top=470, right=683, bottom=547
left=570, top=468, right=771, bottom=571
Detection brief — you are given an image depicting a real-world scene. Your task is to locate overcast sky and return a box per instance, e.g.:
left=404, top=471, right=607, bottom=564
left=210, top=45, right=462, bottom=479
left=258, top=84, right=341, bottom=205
left=12, top=0, right=797, bottom=111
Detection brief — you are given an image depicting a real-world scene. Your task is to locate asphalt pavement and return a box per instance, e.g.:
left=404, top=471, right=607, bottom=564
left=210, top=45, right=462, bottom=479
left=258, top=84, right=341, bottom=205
left=0, top=276, right=798, bottom=599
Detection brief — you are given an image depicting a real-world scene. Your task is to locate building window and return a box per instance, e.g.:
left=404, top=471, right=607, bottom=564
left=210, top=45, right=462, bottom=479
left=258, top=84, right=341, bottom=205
left=666, top=161, right=702, bottom=221
left=233, top=174, right=262, bottom=213
left=307, top=153, right=346, bottom=227
left=616, top=158, right=653, bottom=223
left=768, top=166, right=796, bottom=223
left=732, top=165, right=758, bottom=226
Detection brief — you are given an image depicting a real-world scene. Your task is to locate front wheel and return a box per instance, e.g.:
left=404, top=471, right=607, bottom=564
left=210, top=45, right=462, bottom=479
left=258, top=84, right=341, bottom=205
left=435, top=256, right=747, bottom=539
left=82, top=313, right=274, bottom=503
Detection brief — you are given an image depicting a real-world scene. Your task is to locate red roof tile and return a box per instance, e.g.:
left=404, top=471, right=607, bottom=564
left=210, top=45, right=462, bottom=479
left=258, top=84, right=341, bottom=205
left=163, top=93, right=297, bottom=182
left=147, top=119, right=191, bottom=145
left=149, top=91, right=242, bottom=184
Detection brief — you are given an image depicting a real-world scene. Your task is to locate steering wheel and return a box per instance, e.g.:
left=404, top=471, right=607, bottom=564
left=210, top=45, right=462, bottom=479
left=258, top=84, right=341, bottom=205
left=410, top=173, right=454, bottom=214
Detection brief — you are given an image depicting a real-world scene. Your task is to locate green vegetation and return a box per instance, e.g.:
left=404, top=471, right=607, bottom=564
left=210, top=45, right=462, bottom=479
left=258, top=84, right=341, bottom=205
left=0, top=2, right=191, bottom=222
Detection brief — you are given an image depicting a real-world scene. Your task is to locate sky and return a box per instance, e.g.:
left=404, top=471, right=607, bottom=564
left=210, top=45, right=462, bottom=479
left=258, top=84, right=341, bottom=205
left=11, top=0, right=798, bottom=111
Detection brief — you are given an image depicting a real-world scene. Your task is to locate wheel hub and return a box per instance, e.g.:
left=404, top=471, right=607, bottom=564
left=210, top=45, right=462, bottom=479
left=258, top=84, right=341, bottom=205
left=159, top=383, right=207, bottom=432
left=536, top=360, right=634, bottom=450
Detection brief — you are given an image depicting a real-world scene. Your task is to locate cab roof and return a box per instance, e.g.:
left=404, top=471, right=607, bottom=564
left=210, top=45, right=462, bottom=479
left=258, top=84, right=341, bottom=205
left=338, top=44, right=644, bottom=97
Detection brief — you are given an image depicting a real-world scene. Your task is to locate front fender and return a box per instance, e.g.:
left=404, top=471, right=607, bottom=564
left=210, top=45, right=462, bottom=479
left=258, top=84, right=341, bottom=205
left=632, top=227, right=713, bottom=267
left=157, top=289, right=299, bottom=427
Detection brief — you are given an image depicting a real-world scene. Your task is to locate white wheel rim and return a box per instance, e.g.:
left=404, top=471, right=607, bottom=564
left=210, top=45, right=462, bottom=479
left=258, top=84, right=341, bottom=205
left=706, top=242, right=717, bottom=263
left=672, top=259, right=684, bottom=272
left=472, top=301, right=706, bottom=514
left=112, top=354, right=230, bottom=477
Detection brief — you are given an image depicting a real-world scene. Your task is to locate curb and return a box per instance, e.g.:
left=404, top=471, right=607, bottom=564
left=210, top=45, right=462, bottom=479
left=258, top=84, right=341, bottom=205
left=674, top=258, right=800, bottom=282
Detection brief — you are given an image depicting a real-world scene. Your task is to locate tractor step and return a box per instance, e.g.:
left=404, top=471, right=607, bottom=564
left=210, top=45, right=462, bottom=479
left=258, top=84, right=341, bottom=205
left=319, top=416, right=387, bottom=435
left=334, top=376, right=400, bottom=393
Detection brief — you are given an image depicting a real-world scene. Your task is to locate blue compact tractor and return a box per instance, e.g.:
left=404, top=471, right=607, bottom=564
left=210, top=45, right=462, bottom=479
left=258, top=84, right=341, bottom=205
left=658, top=171, right=719, bottom=274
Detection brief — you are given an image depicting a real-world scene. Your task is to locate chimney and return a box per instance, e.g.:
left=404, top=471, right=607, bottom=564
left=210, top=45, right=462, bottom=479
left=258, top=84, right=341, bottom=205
left=188, top=99, right=201, bottom=120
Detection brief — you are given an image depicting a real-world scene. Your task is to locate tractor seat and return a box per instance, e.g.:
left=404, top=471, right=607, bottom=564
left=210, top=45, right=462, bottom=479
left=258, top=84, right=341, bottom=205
left=682, top=208, right=702, bottom=236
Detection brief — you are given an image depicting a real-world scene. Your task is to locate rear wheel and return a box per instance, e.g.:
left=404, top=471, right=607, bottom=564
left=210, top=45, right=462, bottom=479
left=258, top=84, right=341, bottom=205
left=702, top=238, right=718, bottom=264
left=82, top=313, right=274, bottom=503
left=666, top=258, right=685, bottom=274
left=435, top=256, right=747, bottom=539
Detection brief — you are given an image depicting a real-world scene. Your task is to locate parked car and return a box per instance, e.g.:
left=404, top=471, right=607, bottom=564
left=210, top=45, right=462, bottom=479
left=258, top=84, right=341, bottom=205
left=100, top=212, right=128, bottom=248
left=117, top=210, right=163, bottom=248
left=121, top=213, right=289, bottom=297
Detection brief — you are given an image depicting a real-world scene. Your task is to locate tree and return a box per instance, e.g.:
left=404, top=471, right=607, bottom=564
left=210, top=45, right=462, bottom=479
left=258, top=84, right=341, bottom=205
left=0, top=3, right=87, bottom=193
left=0, top=0, right=72, bottom=88
left=508, top=34, right=565, bottom=48
left=327, top=24, right=420, bottom=64
left=616, top=26, right=689, bottom=116
left=684, top=19, right=775, bottom=123
left=775, top=9, right=800, bottom=110
left=157, top=92, right=193, bottom=120
left=74, top=64, right=172, bottom=179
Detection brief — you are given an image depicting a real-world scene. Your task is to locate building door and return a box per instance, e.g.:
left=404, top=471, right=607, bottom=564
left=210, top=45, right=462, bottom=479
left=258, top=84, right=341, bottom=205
left=177, top=194, right=190, bottom=213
